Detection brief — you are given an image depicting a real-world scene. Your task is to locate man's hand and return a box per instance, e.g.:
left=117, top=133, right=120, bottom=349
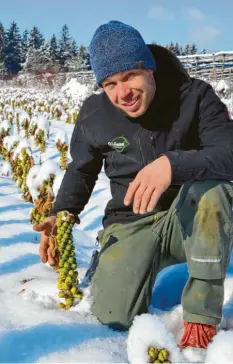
left=124, top=156, right=172, bottom=214
left=33, top=216, right=57, bottom=265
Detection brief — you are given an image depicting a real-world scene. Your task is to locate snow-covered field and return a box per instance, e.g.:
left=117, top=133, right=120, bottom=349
left=1, top=79, right=233, bottom=363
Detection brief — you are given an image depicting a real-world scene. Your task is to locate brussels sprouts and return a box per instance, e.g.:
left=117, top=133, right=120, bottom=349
left=56, top=211, right=82, bottom=309
left=158, top=349, right=169, bottom=362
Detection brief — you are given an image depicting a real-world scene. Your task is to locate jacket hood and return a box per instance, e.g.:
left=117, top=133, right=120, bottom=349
left=148, top=44, right=191, bottom=91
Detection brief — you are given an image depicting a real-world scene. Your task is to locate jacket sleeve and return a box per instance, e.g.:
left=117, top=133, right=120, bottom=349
left=164, top=84, right=233, bottom=183
left=51, top=105, right=103, bottom=217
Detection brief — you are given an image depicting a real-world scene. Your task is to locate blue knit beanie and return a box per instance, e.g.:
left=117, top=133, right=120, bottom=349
left=89, top=21, right=156, bottom=86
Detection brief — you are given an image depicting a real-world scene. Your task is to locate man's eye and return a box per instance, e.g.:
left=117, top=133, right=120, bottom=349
left=105, top=83, right=114, bottom=89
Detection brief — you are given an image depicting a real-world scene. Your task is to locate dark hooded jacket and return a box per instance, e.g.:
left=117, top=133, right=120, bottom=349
left=52, top=45, right=233, bottom=228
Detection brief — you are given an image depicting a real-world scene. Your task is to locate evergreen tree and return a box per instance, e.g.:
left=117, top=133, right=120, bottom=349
left=71, top=39, right=78, bottom=56
left=4, top=21, right=22, bottom=74
left=64, top=45, right=91, bottom=72
left=190, top=43, right=198, bottom=55
left=179, top=45, right=184, bottom=56
left=21, top=29, right=29, bottom=63
left=58, top=24, right=73, bottom=68
left=200, top=48, right=207, bottom=54
left=0, top=23, right=5, bottom=74
left=22, top=26, right=45, bottom=72
left=0, top=23, right=5, bottom=60
left=22, top=41, right=53, bottom=73
left=78, top=45, right=90, bottom=69
left=184, top=44, right=191, bottom=55
left=174, top=42, right=180, bottom=56
left=168, top=42, right=175, bottom=53
left=28, top=26, right=44, bottom=49
left=49, top=34, right=59, bottom=62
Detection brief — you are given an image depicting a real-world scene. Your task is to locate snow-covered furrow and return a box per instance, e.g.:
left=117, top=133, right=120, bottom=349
left=0, top=167, right=128, bottom=363
left=0, top=243, right=38, bottom=264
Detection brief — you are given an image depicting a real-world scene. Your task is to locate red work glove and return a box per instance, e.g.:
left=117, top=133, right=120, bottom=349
left=179, top=322, right=217, bottom=349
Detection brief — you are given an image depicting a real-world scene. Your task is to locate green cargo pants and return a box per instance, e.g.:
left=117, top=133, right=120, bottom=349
left=90, top=180, right=233, bottom=330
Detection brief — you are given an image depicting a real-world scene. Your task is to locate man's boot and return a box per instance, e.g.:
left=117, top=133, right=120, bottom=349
left=179, top=322, right=217, bottom=349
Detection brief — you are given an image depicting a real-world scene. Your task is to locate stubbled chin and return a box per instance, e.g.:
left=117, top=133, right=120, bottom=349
left=121, top=101, right=143, bottom=117
left=126, top=111, right=142, bottom=118
left=124, top=106, right=144, bottom=118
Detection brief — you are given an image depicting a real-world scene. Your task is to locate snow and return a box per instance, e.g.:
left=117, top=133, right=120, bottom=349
left=213, top=80, right=233, bottom=119
left=52, top=169, right=66, bottom=198
left=0, top=81, right=233, bottom=363
left=30, top=115, right=38, bottom=126
left=3, top=135, right=21, bottom=152
left=0, top=161, right=12, bottom=176
left=26, top=164, right=42, bottom=200
left=205, top=330, right=233, bottom=363
left=4, top=104, right=14, bottom=113
left=61, top=78, right=90, bottom=103
left=127, top=314, right=182, bottom=363
left=55, top=129, right=68, bottom=145
left=35, top=115, right=50, bottom=137
left=19, top=111, right=30, bottom=125
left=13, top=139, right=31, bottom=160
left=35, top=160, right=60, bottom=185
left=216, top=79, right=230, bottom=93
left=178, top=50, right=233, bottom=60
left=26, top=160, right=60, bottom=201
left=0, top=119, right=12, bottom=132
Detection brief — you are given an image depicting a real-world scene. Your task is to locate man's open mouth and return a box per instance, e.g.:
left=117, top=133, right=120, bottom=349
left=122, top=96, right=140, bottom=111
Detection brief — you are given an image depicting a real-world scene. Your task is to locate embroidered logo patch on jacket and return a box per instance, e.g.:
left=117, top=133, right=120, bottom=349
left=108, top=136, right=130, bottom=152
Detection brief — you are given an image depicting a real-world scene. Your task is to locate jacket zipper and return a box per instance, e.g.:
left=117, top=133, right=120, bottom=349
left=151, top=135, right=157, bottom=159
left=138, top=129, right=147, bottom=166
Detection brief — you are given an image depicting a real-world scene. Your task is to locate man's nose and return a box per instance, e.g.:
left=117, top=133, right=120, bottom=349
left=118, top=83, right=131, bottom=100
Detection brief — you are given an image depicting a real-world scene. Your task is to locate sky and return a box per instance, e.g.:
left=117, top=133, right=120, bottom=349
left=1, top=0, right=233, bottom=52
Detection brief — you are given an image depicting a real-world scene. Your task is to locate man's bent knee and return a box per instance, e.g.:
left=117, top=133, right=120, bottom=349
left=177, top=180, right=233, bottom=280
left=91, top=283, right=134, bottom=330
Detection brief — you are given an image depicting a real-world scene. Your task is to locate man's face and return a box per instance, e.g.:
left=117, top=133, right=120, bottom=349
left=102, top=68, right=156, bottom=118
